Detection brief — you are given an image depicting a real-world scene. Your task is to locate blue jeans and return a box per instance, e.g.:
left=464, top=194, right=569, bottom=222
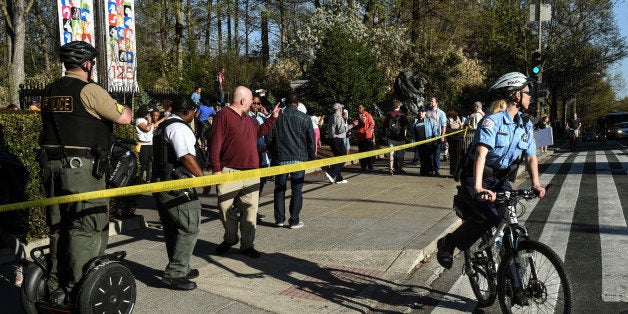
left=274, top=163, right=305, bottom=225
left=431, top=142, right=442, bottom=171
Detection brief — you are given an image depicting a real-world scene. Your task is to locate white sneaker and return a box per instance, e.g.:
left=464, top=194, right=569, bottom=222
left=336, top=179, right=348, bottom=184
left=325, top=172, right=336, bottom=184
left=289, top=222, right=304, bottom=229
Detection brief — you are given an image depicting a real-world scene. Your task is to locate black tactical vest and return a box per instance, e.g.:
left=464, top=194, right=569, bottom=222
left=152, top=119, right=186, bottom=180
left=41, top=76, right=113, bottom=149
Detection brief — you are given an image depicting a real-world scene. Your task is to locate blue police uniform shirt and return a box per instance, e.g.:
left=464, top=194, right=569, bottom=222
left=471, top=109, right=536, bottom=170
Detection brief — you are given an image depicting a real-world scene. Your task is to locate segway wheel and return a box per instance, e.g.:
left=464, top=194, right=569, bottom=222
left=77, top=262, right=136, bottom=314
left=20, top=262, right=47, bottom=314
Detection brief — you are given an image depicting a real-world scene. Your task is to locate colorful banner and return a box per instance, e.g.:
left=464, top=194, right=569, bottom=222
left=58, top=0, right=95, bottom=46
left=105, top=0, right=137, bottom=90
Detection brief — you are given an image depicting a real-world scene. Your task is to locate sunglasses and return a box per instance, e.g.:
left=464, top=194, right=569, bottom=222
left=252, top=102, right=261, bottom=105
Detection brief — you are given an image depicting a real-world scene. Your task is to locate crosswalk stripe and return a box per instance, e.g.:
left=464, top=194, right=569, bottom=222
left=596, top=152, right=628, bottom=302
left=430, top=276, right=476, bottom=313
left=537, top=152, right=585, bottom=258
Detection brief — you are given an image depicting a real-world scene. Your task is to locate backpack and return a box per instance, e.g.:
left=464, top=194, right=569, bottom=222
left=449, top=117, right=462, bottom=130
left=387, top=113, right=402, bottom=137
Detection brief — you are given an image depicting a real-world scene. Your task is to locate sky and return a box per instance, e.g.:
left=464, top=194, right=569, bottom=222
left=613, top=1, right=628, bottom=99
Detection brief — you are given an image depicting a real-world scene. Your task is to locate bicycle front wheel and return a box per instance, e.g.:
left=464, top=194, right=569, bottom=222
left=497, top=240, right=572, bottom=313
left=464, top=233, right=497, bottom=307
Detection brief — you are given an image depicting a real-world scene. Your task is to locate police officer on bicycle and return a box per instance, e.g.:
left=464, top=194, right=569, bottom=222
left=436, top=72, right=546, bottom=269
left=40, top=41, right=132, bottom=304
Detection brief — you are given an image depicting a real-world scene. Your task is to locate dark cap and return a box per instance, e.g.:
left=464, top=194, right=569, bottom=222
left=170, top=96, right=198, bottom=113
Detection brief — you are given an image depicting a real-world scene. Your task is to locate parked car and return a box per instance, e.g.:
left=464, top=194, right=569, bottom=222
left=581, top=131, right=598, bottom=142
left=610, top=122, right=628, bottom=139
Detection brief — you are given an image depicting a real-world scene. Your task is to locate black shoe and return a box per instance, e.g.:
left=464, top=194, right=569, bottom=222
left=436, top=237, right=454, bottom=269
left=241, top=247, right=261, bottom=258
left=257, top=213, right=265, bottom=221
left=186, top=269, right=199, bottom=279
left=216, top=241, right=233, bottom=255
left=434, top=171, right=441, bottom=176
left=162, top=276, right=197, bottom=290
left=398, top=168, right=406, bottom=174
left=49, top=290, right=67, bottom=306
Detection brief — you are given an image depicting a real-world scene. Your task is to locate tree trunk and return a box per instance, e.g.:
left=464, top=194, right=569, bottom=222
left=261, top=10, right=269, bottom=65
left=3, top=0, right=34, bottom=107
left=234, top=0, right=239, bottom=54
left=205, top=0, right=213, bottom=55
left=279, top=0, right=286, bottom=56
left=217, top=0, right=223, bottom=55
left=244, top=0, right=249, bottom=56
left=174, top=0, right=184, bottom=78
left=227, top=0, right=232, bottom=52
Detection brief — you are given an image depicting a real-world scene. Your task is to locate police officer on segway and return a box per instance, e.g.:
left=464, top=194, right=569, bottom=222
left=39, top=40, right=132, bottom=305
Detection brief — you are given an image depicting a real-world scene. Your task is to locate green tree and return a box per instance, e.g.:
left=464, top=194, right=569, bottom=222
left=309, top=25, right=385, bottom=113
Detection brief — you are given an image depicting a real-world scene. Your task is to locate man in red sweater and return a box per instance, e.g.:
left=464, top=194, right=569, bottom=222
left=354, top=104, right=375, bottom=172
left=209, top=86, right=280, bottom=258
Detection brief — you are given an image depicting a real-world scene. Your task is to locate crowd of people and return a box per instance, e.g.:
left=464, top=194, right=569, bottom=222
left=0, top=40, right=561, bottom=303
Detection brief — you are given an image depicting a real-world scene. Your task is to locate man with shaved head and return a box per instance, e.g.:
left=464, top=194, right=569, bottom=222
left=209, top=86, right=281, bottom=258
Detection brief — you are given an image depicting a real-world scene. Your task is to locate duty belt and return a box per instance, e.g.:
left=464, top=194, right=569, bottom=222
left=42, top=145, right=93, bottom=160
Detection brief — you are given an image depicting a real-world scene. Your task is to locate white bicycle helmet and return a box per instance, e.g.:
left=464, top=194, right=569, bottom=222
left=488, top=72, right=535, bottom=94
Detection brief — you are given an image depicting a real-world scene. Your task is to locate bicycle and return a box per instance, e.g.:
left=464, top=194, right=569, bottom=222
left=455, top=184, right=573, bottom=313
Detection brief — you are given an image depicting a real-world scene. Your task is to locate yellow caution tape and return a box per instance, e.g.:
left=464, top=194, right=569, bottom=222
left=0, top=128, right=469, bottom=213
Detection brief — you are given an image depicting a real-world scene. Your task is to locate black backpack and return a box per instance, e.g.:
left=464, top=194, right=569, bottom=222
left=387, top=113, right=402, bottom=137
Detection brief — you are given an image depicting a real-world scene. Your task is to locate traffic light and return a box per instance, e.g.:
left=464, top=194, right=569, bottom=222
left=531, top=50, right=542, bottom=74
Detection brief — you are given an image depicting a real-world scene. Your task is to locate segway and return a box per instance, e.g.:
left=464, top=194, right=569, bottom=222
left=20, top=245, right=136, bottom=314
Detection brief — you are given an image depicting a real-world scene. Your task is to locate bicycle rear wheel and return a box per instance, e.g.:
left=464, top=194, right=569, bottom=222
left=464, top=233, right=497, bottom=307
left=497, top=240, right=572, bottom=313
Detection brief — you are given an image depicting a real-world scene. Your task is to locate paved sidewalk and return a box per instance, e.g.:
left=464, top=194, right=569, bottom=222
left=115, top=157, right=462, bottom=313
left=0, top=148, right=553, bottom=313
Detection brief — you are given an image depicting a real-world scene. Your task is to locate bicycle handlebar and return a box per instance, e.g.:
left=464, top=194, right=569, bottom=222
left=476, top=184, right=552, bottom=203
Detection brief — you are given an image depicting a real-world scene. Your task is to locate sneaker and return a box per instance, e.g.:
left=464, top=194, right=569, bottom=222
left=257, top=213, right=265, bottom=221
left=434, top=171, right=441, bottom=176
left=398, top=168, right=406, bottom=174
left=186, top=269, right=199, bottom=280
left=289, top=222, right=304, bottom=229
left=274, top=222, right=285, bottom=227
left=241, top=247, right=261, bottom=258
left=325, top=172, right=336, bottom=184
left=436, top=237, right=454, bottom=269
left=336, top=179, right=348, bottom=184
left=162, top=276, right=197, bottom=290
left=215, top=241, right=234, bottom=255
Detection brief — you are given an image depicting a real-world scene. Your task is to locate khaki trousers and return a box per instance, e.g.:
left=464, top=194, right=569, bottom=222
left=216, top=167, right=260, bottom=250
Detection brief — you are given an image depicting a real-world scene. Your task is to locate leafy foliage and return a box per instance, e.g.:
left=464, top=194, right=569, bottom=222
left=309, top=26, right=385, bottom=114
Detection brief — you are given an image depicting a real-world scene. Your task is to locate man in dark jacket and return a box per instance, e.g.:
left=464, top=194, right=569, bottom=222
left=266, top=94, right=316, bottom=229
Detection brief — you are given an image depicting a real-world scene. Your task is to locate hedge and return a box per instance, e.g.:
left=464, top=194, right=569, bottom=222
left=0, top=110, right=139, bottom=242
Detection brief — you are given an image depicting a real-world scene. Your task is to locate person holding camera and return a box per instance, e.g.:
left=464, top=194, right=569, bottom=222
left=39, top=41, right=132, bottom=304
left=152, top=96, right=206, bottom=290
left=436, top=72, right=545, bottom=270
